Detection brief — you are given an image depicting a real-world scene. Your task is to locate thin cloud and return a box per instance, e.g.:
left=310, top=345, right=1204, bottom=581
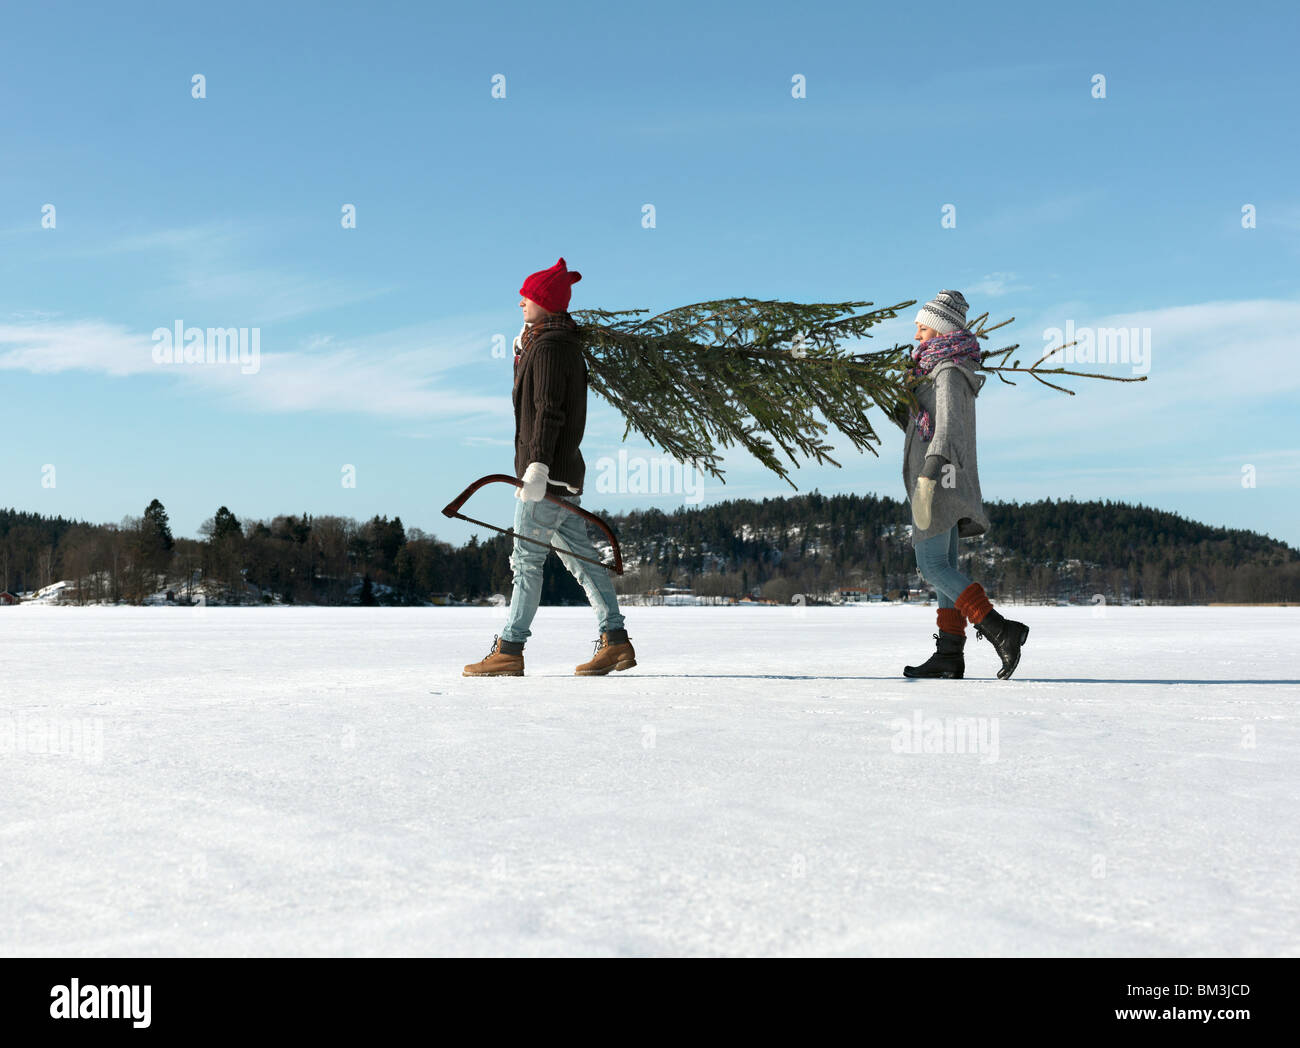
left=460, top=435, right=513, bottom=447
left=0, top=316, right=509, bottom=420
left=61, top=223, right=244, bottom=259
left=174, top=269, right=394, bottom=324
left=0, top=319, right=153, bottom=376
left=966, top=272, right=1030, bottom=298
left=961, top=298, right=1300, bottom=467
left=61, top=222, right=393, bottom=323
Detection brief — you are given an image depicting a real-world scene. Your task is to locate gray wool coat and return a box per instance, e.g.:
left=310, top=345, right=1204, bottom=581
left=901, top=360, right=990, bottom=545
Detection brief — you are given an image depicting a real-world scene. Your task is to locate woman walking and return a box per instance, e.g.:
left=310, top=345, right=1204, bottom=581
left=893, top=290, right=1029, bottom=680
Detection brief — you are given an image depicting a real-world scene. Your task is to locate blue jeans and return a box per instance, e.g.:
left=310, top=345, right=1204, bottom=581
left=501, top=493, right=626, bottom=644
left=913, top=525, right=972, bottom=609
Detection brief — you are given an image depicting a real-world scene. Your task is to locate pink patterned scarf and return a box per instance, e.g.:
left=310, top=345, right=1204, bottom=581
left=907, top=329, right=981, bottom=440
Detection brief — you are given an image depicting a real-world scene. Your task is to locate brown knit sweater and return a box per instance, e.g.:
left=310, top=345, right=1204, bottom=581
left=513, top=315, right=588, bottom=494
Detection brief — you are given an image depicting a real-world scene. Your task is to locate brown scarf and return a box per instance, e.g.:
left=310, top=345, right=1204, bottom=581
left=519, top=312, right=578, bottom=356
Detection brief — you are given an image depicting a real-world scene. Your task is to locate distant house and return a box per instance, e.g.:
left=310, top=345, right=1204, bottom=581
left=0, top=591, right=21, bottom=605
left=837, top=587, right=871, bottom=603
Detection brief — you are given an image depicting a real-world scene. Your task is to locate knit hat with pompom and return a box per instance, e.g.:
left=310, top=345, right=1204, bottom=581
left=914, top=289, right=969, bottom=335
left=520, top=258, right=582, bottom=314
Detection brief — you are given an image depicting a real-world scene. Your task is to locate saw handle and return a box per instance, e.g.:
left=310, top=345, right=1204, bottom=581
left=441, top=473, right=624, bottom=575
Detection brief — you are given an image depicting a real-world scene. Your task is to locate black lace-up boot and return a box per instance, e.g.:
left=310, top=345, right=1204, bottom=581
left=904, top=631, right=966, bottom=679
left=973, top=610, right=1030, bottom=680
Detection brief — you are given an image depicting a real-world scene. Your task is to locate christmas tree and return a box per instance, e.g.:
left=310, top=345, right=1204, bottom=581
left=572, top=298, right=1144, bottom=487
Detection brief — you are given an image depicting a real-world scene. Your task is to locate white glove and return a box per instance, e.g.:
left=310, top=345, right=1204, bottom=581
left=518, top=461, right=550, bottom=502
left=512, top=323, right=529, bottom=356
left=911, top=476, right=936, bottom=530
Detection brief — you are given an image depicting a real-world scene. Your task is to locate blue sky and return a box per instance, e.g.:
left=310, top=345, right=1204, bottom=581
left=2, top=0, right=1298, bottom=546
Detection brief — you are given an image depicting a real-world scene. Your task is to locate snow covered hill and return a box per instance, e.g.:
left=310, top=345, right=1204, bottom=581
left=1, top=605, right=1296, bottom=956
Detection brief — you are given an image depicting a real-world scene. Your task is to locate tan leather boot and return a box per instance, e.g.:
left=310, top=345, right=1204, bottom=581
left=575, top=629, right=637, bottom=676
left=463, top=635, right=524, bottom=677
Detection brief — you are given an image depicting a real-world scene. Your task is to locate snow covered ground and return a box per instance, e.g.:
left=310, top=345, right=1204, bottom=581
left=2, top=604, right=1296, bottom=957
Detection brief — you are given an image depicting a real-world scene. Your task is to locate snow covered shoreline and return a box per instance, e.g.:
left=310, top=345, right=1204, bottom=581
left=2, top=606, right=1296, bottom=956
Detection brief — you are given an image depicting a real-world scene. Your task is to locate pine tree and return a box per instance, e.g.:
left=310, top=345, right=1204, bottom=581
left=142, top=498, right=174, bottom=552
left=573, top=298, right=1145, bottom=487
left=137, top=498, right=176, bottom=591
left=210, top=506, right=242, bottom=543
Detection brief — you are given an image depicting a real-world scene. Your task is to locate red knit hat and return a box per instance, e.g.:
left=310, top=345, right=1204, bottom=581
left=519, top=257, right=582, bottom=314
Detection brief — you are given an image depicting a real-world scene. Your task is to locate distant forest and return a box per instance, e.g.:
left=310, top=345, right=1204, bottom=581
left=1, top=492, right=1297, bottom=606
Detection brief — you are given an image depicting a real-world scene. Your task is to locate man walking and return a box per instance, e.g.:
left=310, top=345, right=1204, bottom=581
left=463, top=258, right=637, bottom=678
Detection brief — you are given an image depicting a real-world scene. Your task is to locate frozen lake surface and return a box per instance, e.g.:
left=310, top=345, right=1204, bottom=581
left=2, top=604, right=1296, bottom=956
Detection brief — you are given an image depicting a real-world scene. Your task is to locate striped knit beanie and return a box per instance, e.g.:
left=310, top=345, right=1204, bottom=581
left=915, top=290, right=969, bottom=335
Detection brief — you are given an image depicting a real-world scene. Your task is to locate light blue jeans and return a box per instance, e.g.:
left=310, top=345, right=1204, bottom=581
left=501, top=493, right=625, bottom=644
left=913, top=525, right=973, bottom=610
